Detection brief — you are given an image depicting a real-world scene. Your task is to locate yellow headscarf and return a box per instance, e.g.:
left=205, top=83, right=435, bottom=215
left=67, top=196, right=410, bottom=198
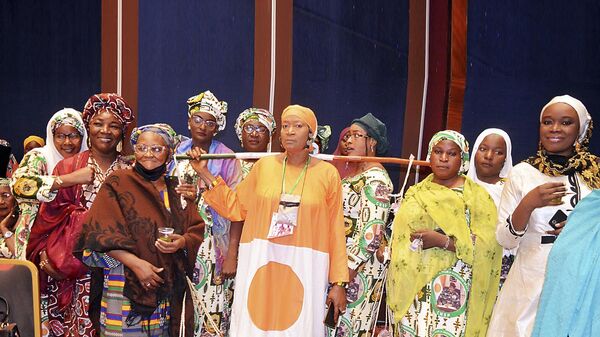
left=23, top=135, right=45, bottom=150
left=281, top=105, right=317, bottom=139
left=387, top=174, right=501, bottom=337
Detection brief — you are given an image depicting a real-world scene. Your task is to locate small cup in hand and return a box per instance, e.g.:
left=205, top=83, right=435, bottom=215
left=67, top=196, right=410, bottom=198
left=158, top=227, right=175, bottom=242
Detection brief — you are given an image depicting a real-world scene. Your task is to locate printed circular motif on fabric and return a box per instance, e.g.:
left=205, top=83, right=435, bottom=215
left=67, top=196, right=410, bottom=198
left=359, top=220, right=384, bottom=256
left=330, top=315, right=352, bottom=337
left=429, top=269, right=469, bottom=318
left=364, top=181, right=392, bottom=208
left=247, top=262, right=304, bottom=331
left=193, top=256, right=210, bottom=289
left=13, top=177, right=41, bottom=198
left=346, top=272, right=368, bottom=308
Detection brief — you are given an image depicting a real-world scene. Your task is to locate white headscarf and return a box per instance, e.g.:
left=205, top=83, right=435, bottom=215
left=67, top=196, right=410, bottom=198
left=35, top=108, right=89, bottom=174
left=540, top=95, right=591, bottom=144
left=466, top=128, right=513, bottom=206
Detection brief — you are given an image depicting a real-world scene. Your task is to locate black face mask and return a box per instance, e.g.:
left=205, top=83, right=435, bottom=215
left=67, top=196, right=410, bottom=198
left=134, top=161, right=166, bottom=181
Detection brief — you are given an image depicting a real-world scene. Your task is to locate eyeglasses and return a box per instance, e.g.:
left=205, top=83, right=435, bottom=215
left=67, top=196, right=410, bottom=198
left=54, top=133, right=82, bottom=142
left=133, top=144, right=167, bottom=155
left=190, top=115, right=218, bottom=129
left=0, top=192, right=12, bottom=200
left=243, top=124, right=268, bottom=134
left=343, top=132, right=369, bottom=141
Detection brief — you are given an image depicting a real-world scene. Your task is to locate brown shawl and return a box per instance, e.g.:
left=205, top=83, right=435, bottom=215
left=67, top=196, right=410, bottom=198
left=75, top=168, right=204, bottom=336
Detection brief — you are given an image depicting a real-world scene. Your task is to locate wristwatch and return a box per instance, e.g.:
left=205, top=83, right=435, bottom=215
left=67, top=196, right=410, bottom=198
left=3, top=231, right=14, bottom=239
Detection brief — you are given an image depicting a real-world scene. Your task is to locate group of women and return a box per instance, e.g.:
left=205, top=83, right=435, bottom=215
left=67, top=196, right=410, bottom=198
left=0, top=92, right=597, bottom=337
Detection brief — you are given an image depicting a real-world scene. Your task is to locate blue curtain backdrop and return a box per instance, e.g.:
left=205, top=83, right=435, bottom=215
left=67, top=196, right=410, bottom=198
left=291, top=0, right=409, bottom=186
left=0, top=0, right=101, bottom=160
left=463, top=1, right=600, bottom=162
left=138, top=0, right=255, bottom=151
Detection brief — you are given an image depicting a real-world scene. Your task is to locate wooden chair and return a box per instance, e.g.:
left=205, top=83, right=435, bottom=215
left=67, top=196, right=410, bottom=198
left=0, top=258, right=41, bottom=337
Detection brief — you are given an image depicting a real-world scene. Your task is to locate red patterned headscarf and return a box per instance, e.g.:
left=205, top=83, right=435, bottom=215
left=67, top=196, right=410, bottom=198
left=82, top=93, right=135, bottom=129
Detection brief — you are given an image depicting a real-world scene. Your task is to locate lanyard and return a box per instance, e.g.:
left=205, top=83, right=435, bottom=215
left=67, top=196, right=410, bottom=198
left=281, top=156, right=311, bottom=195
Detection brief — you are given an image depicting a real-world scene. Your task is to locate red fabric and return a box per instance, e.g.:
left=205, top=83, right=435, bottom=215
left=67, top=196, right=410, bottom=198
left=27, top=151, right=90, bottom=310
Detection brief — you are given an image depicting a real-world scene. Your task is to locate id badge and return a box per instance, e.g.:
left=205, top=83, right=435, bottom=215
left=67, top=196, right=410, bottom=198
left=267, top=193, right=301, bottom=239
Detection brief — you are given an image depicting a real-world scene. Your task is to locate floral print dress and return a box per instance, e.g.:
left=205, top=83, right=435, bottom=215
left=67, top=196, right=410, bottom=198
left=10, top=150, right=58, bottom=259
left=328, top=167, right=393, bottom=337
left=170, top=139, right=242, bottom=337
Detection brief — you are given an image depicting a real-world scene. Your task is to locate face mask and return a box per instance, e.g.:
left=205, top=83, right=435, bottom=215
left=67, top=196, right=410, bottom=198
left=134, top=161, right=166, bottom=181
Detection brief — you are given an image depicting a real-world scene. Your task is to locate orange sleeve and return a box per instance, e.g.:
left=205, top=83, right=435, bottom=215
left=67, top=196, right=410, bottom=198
left=326, top=169, right=349, bottom=283
left=203, top=160, right=261, bottom=222
left=203, top=177, right=246, bottom=222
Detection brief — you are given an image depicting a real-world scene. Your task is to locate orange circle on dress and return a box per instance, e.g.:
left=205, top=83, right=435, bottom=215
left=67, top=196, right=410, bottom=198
left=247, top=262, right=304, bottom=331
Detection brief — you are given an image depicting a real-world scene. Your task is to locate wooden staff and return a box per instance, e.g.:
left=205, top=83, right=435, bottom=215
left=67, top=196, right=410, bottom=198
left=174, top=152, right=430, bottom=167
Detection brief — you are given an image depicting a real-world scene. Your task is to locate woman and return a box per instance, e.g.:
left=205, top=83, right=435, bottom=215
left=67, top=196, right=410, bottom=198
left=387, top=130, right=501, bottom=337
left=233, top=107, right=276, bottom=177
left=331, top=127, right=358, bottom=179
left=26, top=93, right=136, bottom=337
left=466, top=128, right=514, bottom=287
left=10, top=108, right=88, bottom=260
left=190, top=104, right=348, bottom=337
left=0, top=178, right=18, bottom=258
left=24, top=135, right=45, bottom=154
left=169, top=90, right=242, bottom=336
left=487, top=95, right=598, bottom=337
left=328, top=113, right=393, bottom=337
left=531, top=189, right=600, bottom=337
left=76, top=123, right=205, bottom=337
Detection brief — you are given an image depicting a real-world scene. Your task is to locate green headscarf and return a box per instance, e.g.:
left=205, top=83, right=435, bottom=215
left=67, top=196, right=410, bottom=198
left=426, top=130, right=470, bottom=174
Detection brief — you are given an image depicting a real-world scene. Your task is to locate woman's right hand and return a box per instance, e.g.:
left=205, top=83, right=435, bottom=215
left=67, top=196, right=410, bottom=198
left=63, top=166, right=95, bottom=186
left=222, top=249, right=238, bottom=279
left=39, top=250, right=66, bottom=280
left=0, top=206, right=17, bottom=231
left=131, top=259, right=164, bottom=291
left=523, top=182, right=566, bottom=209
left=188, top=147, right=208, bottom=174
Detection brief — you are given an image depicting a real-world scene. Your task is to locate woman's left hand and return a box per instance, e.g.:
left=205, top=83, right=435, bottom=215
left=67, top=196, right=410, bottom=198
left=410, top=230, right=446, bottom=250
left=175, top=183, right=198, bottom=201
left=546, top=220, right=566, bottom=236
left=155, top=234, right=186, bottom=254
left=326, top=284, right=347, bottom=323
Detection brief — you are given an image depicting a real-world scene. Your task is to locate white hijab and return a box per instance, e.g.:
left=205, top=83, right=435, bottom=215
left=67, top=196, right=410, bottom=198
left=540, top=94, right=592, bottom=144
left=466, top=128, right=513, bottom=206
left=34, top=108, right=88, bottom=174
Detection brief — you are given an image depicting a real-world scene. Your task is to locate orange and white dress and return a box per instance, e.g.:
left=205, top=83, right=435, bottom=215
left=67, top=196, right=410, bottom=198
left=203, top=155, right=348, bottom=337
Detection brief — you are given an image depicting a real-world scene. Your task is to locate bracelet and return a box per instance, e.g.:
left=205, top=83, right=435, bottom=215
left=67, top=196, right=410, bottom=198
left=333, top=281, right=346, bottom=287
left=443, top=235, right=451, bottom=250
left=39, top=259, right=48, bottom=269
left=210, top=178, right=219, bottom=188
left=55, top=176, right=64, bottom=186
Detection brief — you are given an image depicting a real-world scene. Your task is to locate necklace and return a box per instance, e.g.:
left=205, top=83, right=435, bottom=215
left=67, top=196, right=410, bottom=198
left=89, top=154, right=121, bottom=184
left=281, top=155, right=311, bottom=195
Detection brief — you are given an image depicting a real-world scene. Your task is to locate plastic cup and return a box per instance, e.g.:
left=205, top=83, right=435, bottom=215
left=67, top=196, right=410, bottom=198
left=158, top=227, right=175, bottom=242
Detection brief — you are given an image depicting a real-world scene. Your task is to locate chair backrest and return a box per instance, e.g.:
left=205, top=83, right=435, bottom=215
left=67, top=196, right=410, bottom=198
left=0, top=258, right=41, bottom=337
